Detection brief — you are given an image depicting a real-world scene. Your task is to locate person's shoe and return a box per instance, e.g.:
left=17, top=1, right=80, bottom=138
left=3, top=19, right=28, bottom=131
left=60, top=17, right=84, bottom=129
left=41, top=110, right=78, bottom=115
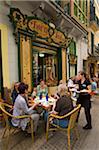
left=83, top=124, right=88, bottom=129
left=83, top=125, right=92, bottom=130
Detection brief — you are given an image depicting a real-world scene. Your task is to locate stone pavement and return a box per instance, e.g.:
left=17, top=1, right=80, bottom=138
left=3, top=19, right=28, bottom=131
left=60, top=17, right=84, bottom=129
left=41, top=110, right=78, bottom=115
left=0, top=95, right=99, bottom=150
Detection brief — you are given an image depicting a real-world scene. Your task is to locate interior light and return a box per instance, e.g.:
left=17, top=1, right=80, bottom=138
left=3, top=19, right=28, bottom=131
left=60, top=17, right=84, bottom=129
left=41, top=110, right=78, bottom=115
left=39, top=53, right=45, bottom=57
left=97, top=61, right=99, bottom=65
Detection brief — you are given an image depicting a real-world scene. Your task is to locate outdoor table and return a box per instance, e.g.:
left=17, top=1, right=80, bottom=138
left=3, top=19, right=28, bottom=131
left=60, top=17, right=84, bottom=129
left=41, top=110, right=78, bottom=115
left=28, top=96, right=56, bottom=110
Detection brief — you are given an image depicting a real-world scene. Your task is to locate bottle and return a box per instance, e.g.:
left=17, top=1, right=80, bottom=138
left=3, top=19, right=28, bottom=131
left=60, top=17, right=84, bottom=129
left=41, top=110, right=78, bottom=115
left=46, top=93, right=48, bottom=101
left=39, top=93, right=42, bottom=100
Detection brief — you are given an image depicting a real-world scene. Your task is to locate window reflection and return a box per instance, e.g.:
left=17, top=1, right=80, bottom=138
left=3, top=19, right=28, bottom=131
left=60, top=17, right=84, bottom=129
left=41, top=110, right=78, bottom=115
left=32, top=51, right=58, bottom=86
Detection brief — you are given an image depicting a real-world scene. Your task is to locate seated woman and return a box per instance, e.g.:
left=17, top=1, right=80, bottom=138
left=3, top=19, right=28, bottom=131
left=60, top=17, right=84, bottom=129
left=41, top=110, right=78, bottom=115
left=11, top=82, right=20, bottom=104
left=55, top=80, right=66, bottom=98
left=37, top=80, right=48, bottom=97
left=11, top=82, right=40, bottom=133
left=31, top=87, right=37, bottom=99
left=45, top=84, right=73, bottom=128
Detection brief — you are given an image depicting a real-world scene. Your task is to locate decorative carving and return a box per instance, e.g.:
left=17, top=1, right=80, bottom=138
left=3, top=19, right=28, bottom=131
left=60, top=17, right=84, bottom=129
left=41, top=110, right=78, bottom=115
left=51, top=29, right=65, bottom=45
left=8, top=8, right=72, bottom=48
left=69, top=55, right=77, bottom=64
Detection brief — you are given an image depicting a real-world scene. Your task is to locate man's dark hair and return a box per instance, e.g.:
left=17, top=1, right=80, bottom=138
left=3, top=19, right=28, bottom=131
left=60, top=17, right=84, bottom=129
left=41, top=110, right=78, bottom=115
left=18, top=82, right=26, bottom=94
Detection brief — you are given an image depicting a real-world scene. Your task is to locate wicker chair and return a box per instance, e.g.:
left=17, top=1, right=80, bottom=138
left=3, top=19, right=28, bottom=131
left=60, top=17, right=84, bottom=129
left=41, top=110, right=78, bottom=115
left=0, top=102, right=34, bottom=149
left=46, top=104, right=81, bottom=150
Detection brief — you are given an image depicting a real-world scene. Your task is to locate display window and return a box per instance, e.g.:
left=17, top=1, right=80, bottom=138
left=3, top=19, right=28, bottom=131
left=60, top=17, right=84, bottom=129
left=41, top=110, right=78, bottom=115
left=32, top=47, right=58, bottom=86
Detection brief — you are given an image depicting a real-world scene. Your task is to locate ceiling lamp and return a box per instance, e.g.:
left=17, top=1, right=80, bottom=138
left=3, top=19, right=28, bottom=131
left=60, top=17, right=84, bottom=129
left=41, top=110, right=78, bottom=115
left=39, top=53, right=45, bottom=57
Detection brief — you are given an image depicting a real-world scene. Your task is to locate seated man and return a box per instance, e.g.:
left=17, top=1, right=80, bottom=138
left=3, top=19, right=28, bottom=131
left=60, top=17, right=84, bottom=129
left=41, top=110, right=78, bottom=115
left=11, top=82, right=40, bottom=133
left=45, top=85, right=73, bottom=128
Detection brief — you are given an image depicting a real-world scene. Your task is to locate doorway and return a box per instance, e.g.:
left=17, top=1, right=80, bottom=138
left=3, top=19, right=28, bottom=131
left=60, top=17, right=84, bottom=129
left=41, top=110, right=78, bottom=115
left=90, top=63, right=95, bottom=78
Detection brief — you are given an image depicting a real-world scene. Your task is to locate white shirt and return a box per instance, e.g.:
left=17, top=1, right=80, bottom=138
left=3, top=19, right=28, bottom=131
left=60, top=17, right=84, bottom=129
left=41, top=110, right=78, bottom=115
left=67, top=79, right=74, bottom=88
left=12, top=94, right=34, bottom=130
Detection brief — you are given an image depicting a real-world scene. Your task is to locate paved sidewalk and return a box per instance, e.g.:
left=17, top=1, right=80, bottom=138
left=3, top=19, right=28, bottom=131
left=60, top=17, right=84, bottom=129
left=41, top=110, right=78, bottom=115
left=0, top=95, right=99, bottom=150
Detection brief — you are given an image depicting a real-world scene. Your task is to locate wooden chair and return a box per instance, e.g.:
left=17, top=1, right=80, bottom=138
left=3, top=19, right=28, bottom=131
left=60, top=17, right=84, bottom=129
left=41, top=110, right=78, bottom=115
left=46, top=104, right=81, bottom=150
left=0, top=102, right=34, bottom=149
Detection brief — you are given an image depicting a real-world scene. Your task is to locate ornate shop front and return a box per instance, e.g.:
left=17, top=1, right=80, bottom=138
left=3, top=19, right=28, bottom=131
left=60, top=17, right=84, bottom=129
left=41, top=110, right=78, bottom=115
left=9, top=8, right=72, bottom=91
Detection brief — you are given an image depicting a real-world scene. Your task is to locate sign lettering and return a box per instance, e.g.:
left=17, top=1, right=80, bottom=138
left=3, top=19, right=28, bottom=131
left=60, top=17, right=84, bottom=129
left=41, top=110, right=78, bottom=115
left=28, top=19, right=49, bottom=38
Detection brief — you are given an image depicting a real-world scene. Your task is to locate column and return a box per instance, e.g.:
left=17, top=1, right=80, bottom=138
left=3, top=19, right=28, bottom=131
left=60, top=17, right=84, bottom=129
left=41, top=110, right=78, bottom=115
left=62, top=48, right=66, bottom=82
left=20, top=35, right=32, bottom=91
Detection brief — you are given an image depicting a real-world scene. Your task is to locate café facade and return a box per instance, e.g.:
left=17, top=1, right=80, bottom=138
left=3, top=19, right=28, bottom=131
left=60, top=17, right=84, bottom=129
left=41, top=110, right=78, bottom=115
left=0, top=1, right=89, bottom=97
left=0, top=6, right=72, bottom=95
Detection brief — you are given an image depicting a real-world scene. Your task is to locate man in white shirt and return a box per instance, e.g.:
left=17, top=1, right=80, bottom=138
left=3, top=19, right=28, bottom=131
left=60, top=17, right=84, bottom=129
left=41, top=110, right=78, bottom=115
left=12, top=82, right=40, bottom=132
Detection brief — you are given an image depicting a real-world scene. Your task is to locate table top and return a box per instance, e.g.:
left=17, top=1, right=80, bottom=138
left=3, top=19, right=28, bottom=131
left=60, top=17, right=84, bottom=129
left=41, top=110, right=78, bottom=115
left=29, top=96, right=56, bottom=109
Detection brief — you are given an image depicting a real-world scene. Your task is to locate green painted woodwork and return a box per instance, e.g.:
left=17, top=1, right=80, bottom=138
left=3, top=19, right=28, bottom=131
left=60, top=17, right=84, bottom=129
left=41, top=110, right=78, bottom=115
left=69, top=41, right=76, bottom=55
left=74, top=0, right=88, bottom=25
left=58, top=48, right=62, bottom=81
left=91, top=32, right=94, bottom=54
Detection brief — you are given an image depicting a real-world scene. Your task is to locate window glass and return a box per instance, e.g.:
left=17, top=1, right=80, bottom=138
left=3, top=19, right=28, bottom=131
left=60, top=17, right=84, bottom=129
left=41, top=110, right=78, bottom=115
left=70, top=65, right=75, bottom=77
left=32, top=48, right=58, bottom=87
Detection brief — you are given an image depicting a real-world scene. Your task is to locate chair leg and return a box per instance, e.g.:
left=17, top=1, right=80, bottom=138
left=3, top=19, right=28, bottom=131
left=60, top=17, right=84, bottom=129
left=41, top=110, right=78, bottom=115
left=74, top=126, right=79, bottom=140
left=67, top=130, right=71, bottom=150
left=2, top=127, right=7, bottom=138
left=46, top=120, right=49, bottom=141
left=5, top=128, right=11, bottom=150
left=30, top=119, right=34, bottom=142
left=11, top=128, right=17, bottom=135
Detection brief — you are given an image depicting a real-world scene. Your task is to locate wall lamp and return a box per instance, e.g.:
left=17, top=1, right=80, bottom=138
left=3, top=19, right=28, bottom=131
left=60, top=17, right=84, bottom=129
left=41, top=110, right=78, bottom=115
left=49, top=22, right=55, bottom=29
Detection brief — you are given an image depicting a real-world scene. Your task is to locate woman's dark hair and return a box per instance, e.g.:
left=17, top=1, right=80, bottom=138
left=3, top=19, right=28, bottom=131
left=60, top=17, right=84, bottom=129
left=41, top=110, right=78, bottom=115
left=91, top=78, right=94, bottom=82
left=14, top=82, right=19, bottom=90
left=18, top=82, right=27, bottom=94
left=25, top=84, right=29, bottom=90
left=79, top=71, right=86, bottom=78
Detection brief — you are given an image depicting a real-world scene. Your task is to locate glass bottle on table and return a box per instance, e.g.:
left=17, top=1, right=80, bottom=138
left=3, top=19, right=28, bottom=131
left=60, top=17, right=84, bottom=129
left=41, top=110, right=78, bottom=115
left=46, top=93, right=48, bottom=101
left=39, top=93, right=42, bottom=100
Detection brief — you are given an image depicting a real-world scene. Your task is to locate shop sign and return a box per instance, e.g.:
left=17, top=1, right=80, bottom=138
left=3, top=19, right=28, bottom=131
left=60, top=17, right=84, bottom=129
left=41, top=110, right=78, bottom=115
left=9, top=8, right=72, bottom=47
left=52, top=30, right=66, bottom=44
left=28, top=19, right=49, bottom=39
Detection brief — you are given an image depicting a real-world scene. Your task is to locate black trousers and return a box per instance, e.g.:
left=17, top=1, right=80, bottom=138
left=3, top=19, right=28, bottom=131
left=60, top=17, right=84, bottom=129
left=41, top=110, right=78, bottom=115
left=84, top=107, right=92, bottom=127
left=76, top=107, right=92, bottom=127
left=76, top=93, right=92, bottom=126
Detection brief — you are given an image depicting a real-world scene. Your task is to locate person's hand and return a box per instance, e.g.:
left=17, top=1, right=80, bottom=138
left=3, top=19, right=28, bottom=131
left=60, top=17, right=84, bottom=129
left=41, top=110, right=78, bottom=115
left=28, top=97, right=32, bottom=100
left=35, top=102, right=42, bottom=107
left=49, top=111, right=55, bottom=114
left=38, top=102, right=42, bottom=106
left=80, top=89, right=87, bottom=93
left=33, top=102, right=40, bottom=108
left=49, top=110, right=57, bottom=114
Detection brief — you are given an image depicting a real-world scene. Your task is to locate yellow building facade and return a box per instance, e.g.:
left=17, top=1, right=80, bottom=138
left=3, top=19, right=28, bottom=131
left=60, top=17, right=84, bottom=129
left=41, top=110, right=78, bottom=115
left=87, top=0, right=99, bottom=78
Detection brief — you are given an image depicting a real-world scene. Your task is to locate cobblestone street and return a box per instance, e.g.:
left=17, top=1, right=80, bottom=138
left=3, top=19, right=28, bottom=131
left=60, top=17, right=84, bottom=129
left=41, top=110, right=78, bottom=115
left=0, top=95, right=99, bottom=150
